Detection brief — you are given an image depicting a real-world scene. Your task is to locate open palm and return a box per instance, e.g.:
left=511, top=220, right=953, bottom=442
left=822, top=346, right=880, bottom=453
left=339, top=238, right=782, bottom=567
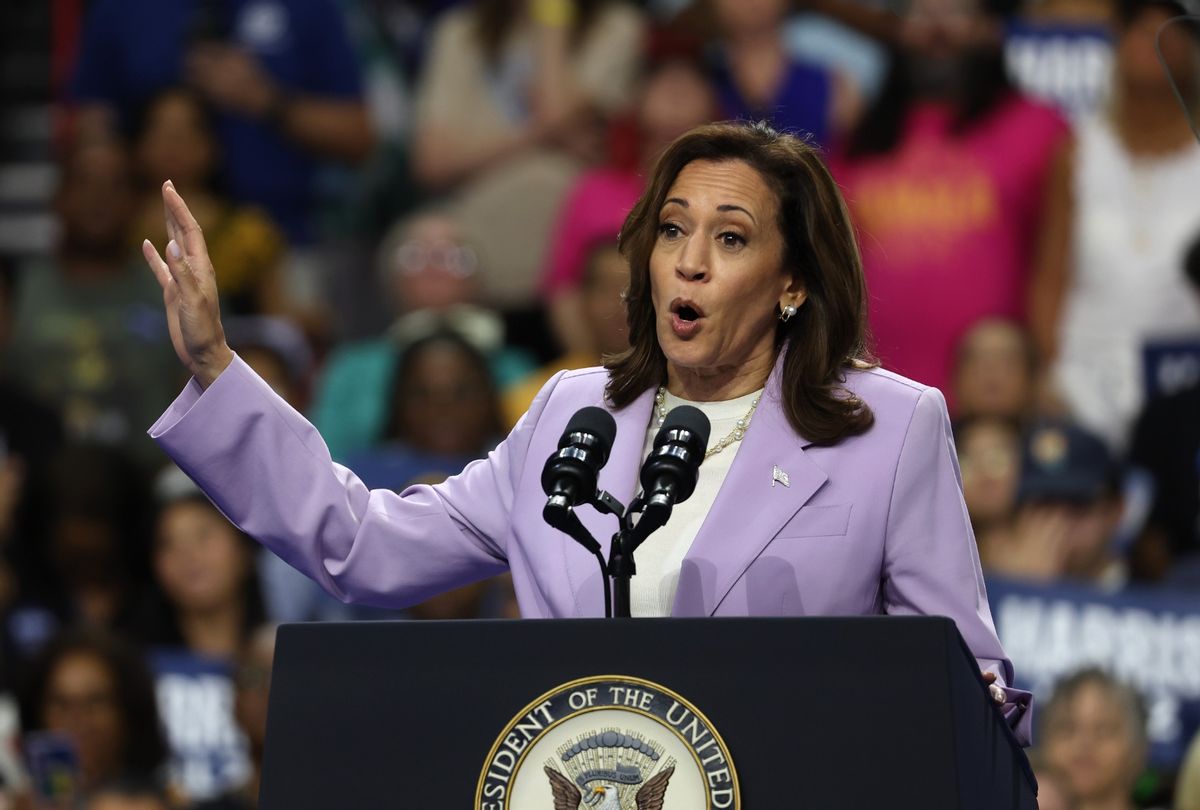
left=141, top=181, right=233, bottom=388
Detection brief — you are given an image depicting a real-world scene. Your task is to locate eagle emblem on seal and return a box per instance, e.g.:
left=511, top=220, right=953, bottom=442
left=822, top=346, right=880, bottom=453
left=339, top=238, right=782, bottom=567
left=542, top=729, right=675, bottom=809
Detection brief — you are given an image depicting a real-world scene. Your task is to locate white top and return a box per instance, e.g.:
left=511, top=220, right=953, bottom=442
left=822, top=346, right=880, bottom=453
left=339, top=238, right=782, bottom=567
left=1054, top=115, right=1200, bottom=449
left=629, top=387, right=762, bottom=617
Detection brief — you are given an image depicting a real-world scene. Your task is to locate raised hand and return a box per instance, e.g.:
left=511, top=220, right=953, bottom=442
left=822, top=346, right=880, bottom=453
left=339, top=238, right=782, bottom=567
left=142, top=180, right=234, bottom=388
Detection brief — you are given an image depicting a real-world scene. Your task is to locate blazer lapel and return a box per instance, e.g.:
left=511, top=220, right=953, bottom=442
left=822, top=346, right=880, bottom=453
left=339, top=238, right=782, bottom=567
left=560, top=385, right=656, bottom=616
left=671, top=368, right=828, bottom=617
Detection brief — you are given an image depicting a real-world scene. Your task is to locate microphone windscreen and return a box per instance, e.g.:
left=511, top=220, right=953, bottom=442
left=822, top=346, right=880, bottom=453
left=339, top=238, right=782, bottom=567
left=656, top=405, right=711, bottom=450
left=563, top=406, right=618, bottom=450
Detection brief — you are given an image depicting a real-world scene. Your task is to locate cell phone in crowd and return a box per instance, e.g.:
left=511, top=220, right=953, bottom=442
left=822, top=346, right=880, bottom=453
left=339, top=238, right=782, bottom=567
left=24, top=732, right=80, bottom=808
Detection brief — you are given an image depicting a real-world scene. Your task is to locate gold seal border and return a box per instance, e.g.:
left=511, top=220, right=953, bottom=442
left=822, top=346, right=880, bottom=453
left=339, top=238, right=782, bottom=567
left=474, top=673, right=740, bottom=808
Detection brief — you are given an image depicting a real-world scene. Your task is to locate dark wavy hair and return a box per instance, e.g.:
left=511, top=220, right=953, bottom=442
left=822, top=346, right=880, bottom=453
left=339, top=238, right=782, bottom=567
left=605, top=121, right=875, bottom=445
left=19, top=628, right=170, bottom=782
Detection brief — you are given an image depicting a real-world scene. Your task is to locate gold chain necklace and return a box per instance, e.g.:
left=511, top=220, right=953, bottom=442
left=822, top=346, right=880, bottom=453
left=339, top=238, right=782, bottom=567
left=654, top=386, right=761, bottom=459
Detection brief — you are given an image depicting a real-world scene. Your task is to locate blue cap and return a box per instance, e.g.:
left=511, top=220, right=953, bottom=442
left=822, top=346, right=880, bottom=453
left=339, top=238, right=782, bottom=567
left=1015, top=420, right=1118, bottom=505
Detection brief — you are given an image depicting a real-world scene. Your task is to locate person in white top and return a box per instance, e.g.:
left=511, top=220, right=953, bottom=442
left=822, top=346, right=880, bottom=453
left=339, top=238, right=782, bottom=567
left=1030, top=0, right=1200, bottom=450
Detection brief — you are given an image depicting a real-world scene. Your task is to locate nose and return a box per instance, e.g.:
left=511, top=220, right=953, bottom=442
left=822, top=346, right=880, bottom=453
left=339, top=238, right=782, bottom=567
left=675, top=237, right=708, bottom=282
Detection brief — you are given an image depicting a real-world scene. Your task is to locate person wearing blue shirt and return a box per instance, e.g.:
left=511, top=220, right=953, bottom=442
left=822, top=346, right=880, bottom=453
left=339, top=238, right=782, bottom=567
left=71, top=0, right=373, bottom=245
left=703, top=0, right=856, bottom=147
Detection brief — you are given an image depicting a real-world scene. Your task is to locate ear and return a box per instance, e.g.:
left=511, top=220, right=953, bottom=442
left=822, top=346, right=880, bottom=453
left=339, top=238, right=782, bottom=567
left=779, top=271, right=807, bottom=311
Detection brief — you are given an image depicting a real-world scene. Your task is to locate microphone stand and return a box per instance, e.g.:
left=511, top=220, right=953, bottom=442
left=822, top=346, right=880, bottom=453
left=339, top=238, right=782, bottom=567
left=546, top=489, right=668, bottom=619
left=543, top=405, right=707, bottom=618
left=607, top=493, right=673, bottom=619
left=543, top=496, right=613, bottom=619
left=608, top=520, right=636, bottom=620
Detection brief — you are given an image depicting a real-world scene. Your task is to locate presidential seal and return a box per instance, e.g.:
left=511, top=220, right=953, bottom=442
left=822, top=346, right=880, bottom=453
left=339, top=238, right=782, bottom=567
left=476, top=675, right=739, bottom=809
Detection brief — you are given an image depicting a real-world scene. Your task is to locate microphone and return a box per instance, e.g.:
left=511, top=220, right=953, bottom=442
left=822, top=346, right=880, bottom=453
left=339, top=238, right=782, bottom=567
left=541, top=406, right=618, bottom=614
left=639, top=405, right=711, bottom=517
left=541, top=406, right=617, bottom=516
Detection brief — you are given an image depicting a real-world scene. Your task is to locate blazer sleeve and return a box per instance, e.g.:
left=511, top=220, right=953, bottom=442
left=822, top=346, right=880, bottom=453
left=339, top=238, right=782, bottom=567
left=149, top=355, right=553, bottom=609
left=881, top=386, right=1033, bottom=746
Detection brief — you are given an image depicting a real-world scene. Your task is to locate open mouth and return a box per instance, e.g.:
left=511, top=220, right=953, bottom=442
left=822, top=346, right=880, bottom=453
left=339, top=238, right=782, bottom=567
left=670, top=298, right=705, bottom=322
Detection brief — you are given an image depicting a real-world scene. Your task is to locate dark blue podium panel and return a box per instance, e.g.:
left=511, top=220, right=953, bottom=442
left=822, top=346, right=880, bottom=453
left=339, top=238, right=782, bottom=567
left=260, top=617, right=1034, bottom=809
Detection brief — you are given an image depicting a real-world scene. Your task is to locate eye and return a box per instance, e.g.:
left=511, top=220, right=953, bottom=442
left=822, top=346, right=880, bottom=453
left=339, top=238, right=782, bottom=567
left=658, top=222, right=682, bottom=240
left=719, top=231, right=746, bottom=249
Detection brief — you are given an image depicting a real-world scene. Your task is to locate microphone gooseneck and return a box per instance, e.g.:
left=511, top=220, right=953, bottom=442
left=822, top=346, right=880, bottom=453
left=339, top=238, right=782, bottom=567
left=537, top=403, right=712, bottom=619
left=539, top=406, right=619, bottom=616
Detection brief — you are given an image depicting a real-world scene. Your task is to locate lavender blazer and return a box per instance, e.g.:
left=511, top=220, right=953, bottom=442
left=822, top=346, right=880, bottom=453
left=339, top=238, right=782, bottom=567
left=149, top=350, right=1031, bottom=744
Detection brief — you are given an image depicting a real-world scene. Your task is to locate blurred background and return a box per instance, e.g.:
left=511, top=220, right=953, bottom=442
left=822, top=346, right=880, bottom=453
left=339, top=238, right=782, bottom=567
left=1, top=0, right=1200, bottom=806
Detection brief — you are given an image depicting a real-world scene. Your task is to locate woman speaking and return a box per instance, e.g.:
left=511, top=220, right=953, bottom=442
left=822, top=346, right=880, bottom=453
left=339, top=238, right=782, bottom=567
left=142, top=122, right=1030, bottom=744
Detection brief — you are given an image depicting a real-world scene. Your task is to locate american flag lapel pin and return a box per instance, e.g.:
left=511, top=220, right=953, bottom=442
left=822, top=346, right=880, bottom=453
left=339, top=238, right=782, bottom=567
left=772, top=465, right=790, bottom=488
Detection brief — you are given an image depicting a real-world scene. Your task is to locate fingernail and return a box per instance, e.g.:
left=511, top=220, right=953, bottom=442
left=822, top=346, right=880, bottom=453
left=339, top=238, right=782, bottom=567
left=167, top=240, right=182, bottom=260
left=166, top=179, right=174, bottom=189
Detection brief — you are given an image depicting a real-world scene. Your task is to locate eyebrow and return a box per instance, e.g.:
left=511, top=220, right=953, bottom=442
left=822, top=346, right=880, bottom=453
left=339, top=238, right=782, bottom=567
left=662, top=197, right=757, bottom=225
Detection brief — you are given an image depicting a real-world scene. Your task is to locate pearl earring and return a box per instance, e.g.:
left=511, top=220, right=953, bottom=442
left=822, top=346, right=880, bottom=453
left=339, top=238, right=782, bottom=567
left=779, top=303, right=798, bottom=323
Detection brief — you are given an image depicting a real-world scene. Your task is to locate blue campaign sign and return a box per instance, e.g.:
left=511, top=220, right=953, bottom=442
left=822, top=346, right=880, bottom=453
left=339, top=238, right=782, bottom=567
left=988, top=576, right=1200, bottom=765
left=1143, top=337, right=1200, bottom=401
left=149, top=648, right=251, bottom=801
left=1003, top=20, right=1112, bottom=120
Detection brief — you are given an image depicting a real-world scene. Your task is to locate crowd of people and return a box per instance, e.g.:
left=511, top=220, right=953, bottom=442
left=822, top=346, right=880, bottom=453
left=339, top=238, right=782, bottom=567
left=2, top=0, right=1199, bottom=806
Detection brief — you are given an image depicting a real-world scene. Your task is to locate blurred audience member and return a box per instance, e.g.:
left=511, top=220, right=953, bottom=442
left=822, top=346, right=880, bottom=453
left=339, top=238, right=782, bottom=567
left=70, top=0, right=372, bottom=246
left=783, top=3, right=889, bottom=108
left=955, top=416, right=1022, bottom=544
left=223, top=317, right=313, bottom=412
left=145, top=468, right=264, bottom=658
left=953, top=318, right=1038, bottom=421
left=344, top=330, right=504, bottom=490
left=1038, top=668, right=1147, bottom=810
left=1033, top=0, right=1200, bottom=450
left=704, top=0, right=859, bottom=145
left=6, top=445, right=152, bottom=675
left=189, top=624, right=276, bottom=810
left=139, top=468, right=262, bottom=803
left=1127, top=235, right=1200, bottom=576
left=331, top=332, right=508, bottom=621
left=5, top=141, right=176, bottom=468
left=86, top=779, right=171, bottom=810
left=542, top=43, right=715, bottom=352
left=336, top=334, right=505, bottom=622
left=412, top=0, right=645, bottom=308
left=18, top=630, right=168, bottom=800
left=311, top=212, right=533, bottom=460
left=508, top=241, right=630, bottom=426
left=336, top=0, right=483, bottom=239
left=0, top=260, right=65, bottom=691
left=131, top=89, right=286, bottom=318
left=1027, top=754, right=1077, bottom=810
left=833, top=0, right=1068, bottom=396
left=980, top=421, right=1126, bottom=587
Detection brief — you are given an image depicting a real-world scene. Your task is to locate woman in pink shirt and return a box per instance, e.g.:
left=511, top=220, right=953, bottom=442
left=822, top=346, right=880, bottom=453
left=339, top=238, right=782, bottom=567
left=831, top=0, right=1068, bottom=400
